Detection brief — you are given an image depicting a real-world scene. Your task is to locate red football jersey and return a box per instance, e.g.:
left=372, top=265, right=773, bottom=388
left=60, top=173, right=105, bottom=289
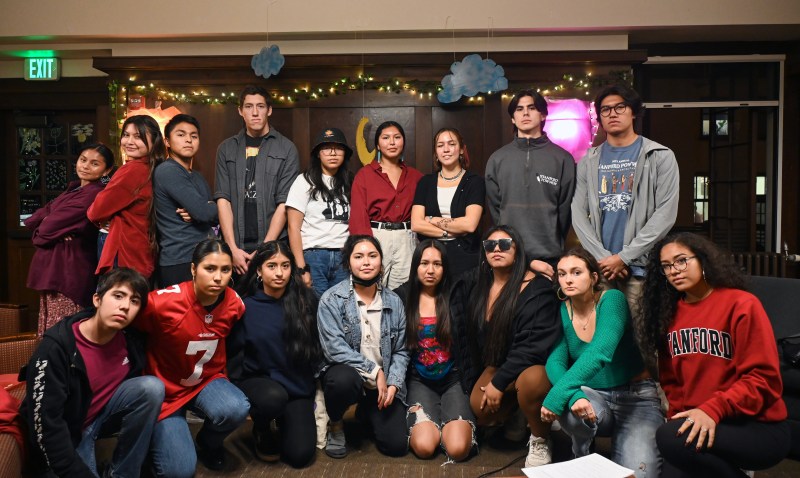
left=136, top=281, right=245, bottom=420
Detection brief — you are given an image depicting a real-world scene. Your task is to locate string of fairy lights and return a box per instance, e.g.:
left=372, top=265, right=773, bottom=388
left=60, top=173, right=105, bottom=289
left=109, top=70, right=630, bottom=107
left=107, top=69, right=631, bottom=138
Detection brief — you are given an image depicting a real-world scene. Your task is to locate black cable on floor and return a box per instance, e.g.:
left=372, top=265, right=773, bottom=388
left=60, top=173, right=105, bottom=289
left=475, top=452, right=527, bottom=478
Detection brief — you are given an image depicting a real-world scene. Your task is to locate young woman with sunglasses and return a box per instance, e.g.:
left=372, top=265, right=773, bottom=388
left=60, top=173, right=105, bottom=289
left=450, top=225, right=561, bottom=469
left=640, top=233, right=789, bottom=477
left=540, top=248, right=663, bottom=477
left=395, top=239, right=475, bottom=462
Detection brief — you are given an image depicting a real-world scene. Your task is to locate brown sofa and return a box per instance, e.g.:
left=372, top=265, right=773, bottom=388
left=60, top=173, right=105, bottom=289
left=0, top=333, right=40, bottom=478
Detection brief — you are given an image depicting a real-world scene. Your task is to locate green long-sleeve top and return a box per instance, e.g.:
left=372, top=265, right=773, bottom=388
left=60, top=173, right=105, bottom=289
left=543, top=289, right=644, bottom=415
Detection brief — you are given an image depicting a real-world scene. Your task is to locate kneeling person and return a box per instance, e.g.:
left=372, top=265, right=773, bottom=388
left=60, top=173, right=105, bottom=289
left=20, top=268, right=164, bottom=477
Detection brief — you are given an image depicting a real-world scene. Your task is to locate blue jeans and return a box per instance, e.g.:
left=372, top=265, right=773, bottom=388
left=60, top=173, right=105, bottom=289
left=76, top=376, right=164, bottom=478
left=150, top=378, right=250, bottom=478
left=304, top=248, right=348, bottom=297
left=558, top=379, right=665, bottom=478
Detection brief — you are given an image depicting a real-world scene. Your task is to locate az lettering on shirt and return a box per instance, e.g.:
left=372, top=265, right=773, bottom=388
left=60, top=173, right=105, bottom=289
left=667, top=327, right=733, bottom=360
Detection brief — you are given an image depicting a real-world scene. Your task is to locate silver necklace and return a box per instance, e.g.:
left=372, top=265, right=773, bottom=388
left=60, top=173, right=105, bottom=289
left=439, top=168, right=464, bottom=181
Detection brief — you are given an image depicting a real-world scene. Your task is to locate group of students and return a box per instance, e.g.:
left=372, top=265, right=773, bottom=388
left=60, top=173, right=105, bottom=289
left=17, top=82, right=791, bottom=478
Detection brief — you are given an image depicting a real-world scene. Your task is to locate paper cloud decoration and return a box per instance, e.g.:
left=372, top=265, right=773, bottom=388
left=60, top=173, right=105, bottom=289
left=251, top=44, right=285, bottom=79
left=437, top=54, right=508, bottom=103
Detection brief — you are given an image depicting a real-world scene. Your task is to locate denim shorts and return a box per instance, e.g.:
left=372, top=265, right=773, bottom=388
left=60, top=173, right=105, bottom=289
left=406, top=368, right=476, bottom=431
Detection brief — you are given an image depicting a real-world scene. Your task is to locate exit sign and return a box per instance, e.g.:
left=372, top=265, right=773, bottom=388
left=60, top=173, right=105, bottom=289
left=24, top=58, right=60, bottom=81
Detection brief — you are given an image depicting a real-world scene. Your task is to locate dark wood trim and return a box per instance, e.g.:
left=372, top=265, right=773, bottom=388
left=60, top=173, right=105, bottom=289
left=92, top=50, right=647, bottom=86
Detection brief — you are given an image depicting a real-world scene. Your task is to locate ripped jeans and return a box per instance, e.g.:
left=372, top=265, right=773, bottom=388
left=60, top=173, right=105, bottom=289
left=558, top=380, right=664, bottom=478
left=406, top=369, right=476, bottom=443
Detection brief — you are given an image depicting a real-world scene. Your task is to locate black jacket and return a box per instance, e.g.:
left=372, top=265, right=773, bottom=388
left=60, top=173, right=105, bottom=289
left=412, top=170, right=486, bottom=255
left=450, top=271, right=561, bottom=393
left=18, top=309, right=147, bottom=478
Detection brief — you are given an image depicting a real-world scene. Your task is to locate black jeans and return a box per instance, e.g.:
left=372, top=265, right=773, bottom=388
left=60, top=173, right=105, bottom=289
left=657, top=418, right=790, bottom=477
left=321, top=364, right=408, bottom=457
left=236, top=376, right=316, bottom=468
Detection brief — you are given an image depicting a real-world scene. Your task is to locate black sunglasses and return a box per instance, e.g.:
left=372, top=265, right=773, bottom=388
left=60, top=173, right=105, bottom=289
left=482, top=238, right=514, bottom=253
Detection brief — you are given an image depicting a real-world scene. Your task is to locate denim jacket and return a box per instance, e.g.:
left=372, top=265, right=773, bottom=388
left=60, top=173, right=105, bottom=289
left=317, top=279, right=409, bottom=402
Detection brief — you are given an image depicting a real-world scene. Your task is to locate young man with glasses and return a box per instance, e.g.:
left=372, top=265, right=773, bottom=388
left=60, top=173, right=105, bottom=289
left=571, top=84, right=679, bottom=318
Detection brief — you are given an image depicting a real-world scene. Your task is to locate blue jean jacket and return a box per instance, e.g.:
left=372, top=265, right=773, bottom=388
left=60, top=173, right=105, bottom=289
left=317, top=279, right=409, bottom=402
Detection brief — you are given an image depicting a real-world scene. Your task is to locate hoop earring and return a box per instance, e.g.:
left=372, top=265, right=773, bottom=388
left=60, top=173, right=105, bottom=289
left=100, top=174, right=111, bottom=185
left=556, top=287, right=568, bottom=301
left=257, top=275, right=263, bottom=284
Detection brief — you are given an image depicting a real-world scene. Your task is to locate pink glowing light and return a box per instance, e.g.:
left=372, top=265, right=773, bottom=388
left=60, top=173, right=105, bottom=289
left=543, top=97, right=596, bottom=163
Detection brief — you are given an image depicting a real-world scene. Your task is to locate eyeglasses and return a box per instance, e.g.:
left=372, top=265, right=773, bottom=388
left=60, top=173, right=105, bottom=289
left=322, top=144, right=345, bottom=154
left=598, top=103, right=629, bottom=117
left=660, top=256, right=697, bottom=275
left=482, top=238, right=514, bottom=253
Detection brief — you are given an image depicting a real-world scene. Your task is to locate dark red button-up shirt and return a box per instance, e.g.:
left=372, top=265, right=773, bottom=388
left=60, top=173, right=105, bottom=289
left=349, top=160, right=423, bottom=235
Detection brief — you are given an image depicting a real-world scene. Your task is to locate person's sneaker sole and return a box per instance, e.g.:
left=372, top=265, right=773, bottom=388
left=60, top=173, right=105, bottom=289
left=325, top=446, right=347, bottom=459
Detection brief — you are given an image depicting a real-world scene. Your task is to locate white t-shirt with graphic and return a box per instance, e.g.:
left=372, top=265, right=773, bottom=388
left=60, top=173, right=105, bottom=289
left=285, top=174, right=350, bottom=249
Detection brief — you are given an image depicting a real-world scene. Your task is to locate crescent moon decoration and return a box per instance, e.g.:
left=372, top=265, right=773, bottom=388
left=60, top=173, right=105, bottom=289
left=356, top=116, right=375, bottom=166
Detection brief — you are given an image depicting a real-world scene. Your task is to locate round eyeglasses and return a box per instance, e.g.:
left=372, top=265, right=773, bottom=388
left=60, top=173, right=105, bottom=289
left=598, top=103, right=628, bottom=117
left=660, top=256, right=697, bottom=275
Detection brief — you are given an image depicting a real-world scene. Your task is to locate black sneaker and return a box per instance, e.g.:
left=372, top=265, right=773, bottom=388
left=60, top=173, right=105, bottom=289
left=254, top=427, right=280, bottom=462
left=196, top=436, right=226, bottom=471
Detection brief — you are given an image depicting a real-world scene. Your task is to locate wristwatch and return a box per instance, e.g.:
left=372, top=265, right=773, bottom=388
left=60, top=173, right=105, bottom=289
left=442, top=230, right=449, bottom=238
left=301, top=264, right=311, bottom=273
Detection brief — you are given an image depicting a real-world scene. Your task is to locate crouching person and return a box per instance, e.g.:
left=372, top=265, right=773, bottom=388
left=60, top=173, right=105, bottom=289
left=20, top=268, right=164, bottom=477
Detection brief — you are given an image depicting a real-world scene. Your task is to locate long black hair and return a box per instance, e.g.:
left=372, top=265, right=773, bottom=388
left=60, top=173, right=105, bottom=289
left=404, top=240, right=452, bottom=351
left=120, top=115, right=166, bottom=254
left=467, top=225, right=529, bottom=366
left=236, top=240, right=321, bottom=364
left=638, top=232, right=745, bottom=369
left=304, top=146, right=354, bottom=205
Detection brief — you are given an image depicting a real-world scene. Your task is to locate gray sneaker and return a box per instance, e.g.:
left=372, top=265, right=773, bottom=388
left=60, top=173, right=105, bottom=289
left=325, top=427, right=347, bottom=459
left=524, top=435, right=552, bottom=468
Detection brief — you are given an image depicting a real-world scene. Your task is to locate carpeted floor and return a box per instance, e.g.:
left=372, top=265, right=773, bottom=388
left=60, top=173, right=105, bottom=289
left=187, top=421, right=800, bottom=478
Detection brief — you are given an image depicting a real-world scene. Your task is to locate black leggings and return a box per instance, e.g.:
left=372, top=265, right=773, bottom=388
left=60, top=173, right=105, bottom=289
left=321, top=364, right=408, bottom=457
left=656, top=418, right=790, bottom=477
left=235, top=376, right=316, bottom=468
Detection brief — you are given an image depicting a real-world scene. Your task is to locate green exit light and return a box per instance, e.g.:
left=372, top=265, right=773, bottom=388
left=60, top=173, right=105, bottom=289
left=24, top=58, right=60, bottom=81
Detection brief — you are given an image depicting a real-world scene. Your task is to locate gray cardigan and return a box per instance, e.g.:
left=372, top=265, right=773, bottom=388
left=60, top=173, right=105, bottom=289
left=571, top=136, right=680, bottom=269
left=213, top=127, right=299, bottom=246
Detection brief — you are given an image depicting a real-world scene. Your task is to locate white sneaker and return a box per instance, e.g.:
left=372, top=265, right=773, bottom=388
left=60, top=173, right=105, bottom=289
left=524, top=435, right=552, bottom=468
left=741, top=471, right=755, bottom=478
